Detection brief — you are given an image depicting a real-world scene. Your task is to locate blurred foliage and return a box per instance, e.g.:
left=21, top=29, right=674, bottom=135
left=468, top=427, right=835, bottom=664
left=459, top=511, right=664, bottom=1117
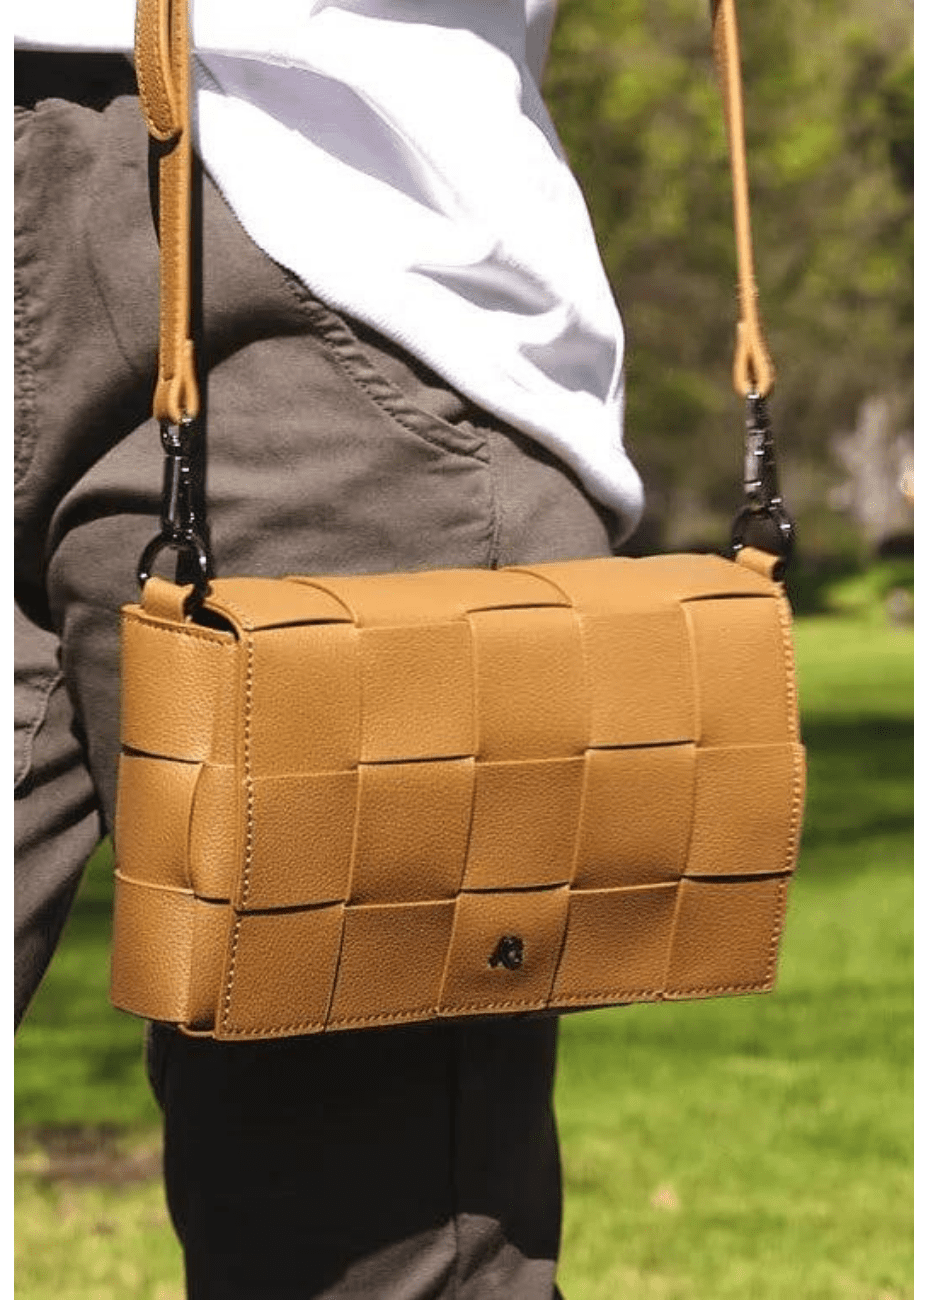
left=820, top=555, right=914, bottom=620
left=543, top=0, right=913, bottom=554
left=786, top=553, right=914, bottom=618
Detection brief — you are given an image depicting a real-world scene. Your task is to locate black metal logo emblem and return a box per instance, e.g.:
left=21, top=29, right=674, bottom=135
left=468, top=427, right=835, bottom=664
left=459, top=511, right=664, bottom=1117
left=488, top=935, right=524, bottom=971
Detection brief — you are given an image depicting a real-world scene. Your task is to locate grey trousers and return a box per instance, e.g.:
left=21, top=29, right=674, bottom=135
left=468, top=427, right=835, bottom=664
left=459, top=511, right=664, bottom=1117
left=15, top=57, right=615, bottom=1299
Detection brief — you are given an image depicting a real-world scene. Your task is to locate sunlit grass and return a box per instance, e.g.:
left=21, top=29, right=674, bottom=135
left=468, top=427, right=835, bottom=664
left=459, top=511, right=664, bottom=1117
left=15, top=1173, right=183, bottom=1300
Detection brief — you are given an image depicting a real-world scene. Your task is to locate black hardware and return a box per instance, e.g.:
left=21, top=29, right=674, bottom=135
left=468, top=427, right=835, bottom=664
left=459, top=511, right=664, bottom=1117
left=730, top=392, right=795, bottom=577
left=137, top=418, right=212, bottom=597
left=488, top=936, right=524, bottom=971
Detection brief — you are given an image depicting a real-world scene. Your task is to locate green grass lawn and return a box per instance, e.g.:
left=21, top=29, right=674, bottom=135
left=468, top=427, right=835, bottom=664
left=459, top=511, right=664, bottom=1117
left=15, top=610, right=913, bottom=1299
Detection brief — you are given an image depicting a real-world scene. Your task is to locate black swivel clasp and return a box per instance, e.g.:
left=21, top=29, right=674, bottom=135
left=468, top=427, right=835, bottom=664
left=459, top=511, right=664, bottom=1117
left=137, top=418, right=212, bottom=597
left=730, top=392, right=795, bottom=577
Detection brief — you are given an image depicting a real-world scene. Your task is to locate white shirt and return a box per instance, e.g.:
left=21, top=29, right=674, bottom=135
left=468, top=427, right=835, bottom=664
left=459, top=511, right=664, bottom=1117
left=15, top=1, right=644, bottom=536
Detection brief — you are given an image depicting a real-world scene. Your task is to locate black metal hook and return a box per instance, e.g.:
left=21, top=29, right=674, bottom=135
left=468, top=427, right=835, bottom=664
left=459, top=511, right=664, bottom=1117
left=729, top=392, right=795, bottom=575
left=137, top=418, right=213, bottom=599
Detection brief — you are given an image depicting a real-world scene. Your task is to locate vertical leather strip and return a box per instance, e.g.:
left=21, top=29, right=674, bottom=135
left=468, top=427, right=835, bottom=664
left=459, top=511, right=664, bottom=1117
left=135, top=0, right=200, bottom=422
left=711, top=0, right=774, bottom=396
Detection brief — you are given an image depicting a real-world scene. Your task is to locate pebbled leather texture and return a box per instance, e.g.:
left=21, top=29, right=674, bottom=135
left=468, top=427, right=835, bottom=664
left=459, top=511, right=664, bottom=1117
left=135, top=0, right=199, bottom=422
left=111, top=550, right=806, bottom=1039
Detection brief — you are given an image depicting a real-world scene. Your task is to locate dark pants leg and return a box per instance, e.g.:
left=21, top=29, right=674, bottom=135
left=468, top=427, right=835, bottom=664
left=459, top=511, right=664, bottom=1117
left=147, top=1019, right=565, bottom=1299
left=15, top=58, right=613, bottom=1297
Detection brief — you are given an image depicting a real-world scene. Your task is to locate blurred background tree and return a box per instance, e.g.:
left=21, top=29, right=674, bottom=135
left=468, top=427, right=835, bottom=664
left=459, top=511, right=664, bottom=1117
left=543, top=0, right=913, bottom=570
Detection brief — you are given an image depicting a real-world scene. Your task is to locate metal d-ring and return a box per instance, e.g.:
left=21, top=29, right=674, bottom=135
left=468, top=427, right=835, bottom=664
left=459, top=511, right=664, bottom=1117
left=137, top=529, right=212, bottom=593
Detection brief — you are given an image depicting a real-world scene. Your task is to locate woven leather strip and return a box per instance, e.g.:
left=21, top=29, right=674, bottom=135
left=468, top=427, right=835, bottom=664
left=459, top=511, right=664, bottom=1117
left=111, top=554, right=805, bottom=1038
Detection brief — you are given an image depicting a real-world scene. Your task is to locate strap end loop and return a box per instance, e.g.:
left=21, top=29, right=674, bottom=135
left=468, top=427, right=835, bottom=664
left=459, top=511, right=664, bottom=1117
left=154, top=341, right=201, bottom=426
left=733, top=320, right=775, bottom=399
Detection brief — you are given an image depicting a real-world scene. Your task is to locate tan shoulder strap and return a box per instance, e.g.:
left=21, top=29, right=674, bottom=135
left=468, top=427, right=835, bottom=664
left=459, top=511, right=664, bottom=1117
left=133, top=0, right=773, bottom=422
left=136, top=0, right=199, bottom=424
left=711, top=0, right=774, bottom=396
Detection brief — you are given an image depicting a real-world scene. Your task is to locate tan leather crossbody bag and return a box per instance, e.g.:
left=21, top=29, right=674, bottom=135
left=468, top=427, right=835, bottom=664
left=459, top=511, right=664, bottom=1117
left=111, top=0, right=805, bottom=1040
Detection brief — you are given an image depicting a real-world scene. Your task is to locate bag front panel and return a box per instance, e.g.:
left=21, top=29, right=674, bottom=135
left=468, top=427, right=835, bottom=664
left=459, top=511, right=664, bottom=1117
left=111, top=552, right=805, bottom=1039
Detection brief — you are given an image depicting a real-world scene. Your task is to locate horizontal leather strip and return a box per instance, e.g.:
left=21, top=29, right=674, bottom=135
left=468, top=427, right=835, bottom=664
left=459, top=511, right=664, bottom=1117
left=553, top=882, right=679, bottom=1004
left=287, top=567, right=570, bottom=627
left=513, top=553, right=779, bottom=609
left=572, top=745, right=696, bottom=890
left=684, top=596, right=796, bottom=746
left=121, top=609, right=237, bottom=763
left=110, top=872, right=195, bottom=1024
left=202, top=576, right=355, bottom=632
left=686, top=741, right=806, bottom=878
left=221, top=906, right=345, bottom=1038
left=189, top=764, right=240, bottom=900
left=664, top=875, right=788, bottom=996
left=115, top=753, right=200, bottom=891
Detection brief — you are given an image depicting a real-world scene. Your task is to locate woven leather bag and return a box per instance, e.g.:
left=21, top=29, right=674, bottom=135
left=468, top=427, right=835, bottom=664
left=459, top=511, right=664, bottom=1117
left=110, top=0, right=805, bottom=1040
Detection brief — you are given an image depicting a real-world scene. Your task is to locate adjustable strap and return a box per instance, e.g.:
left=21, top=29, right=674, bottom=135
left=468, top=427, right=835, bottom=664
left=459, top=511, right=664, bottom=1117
left=134, top=0, right=209, bottom=594
left=136, top=0, right=199, bottom=425
left=711, top=0, right=774, bottom=397
left=133, top=0, right=789, bottom=578
left=135, top=0, right=774, bottom=423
